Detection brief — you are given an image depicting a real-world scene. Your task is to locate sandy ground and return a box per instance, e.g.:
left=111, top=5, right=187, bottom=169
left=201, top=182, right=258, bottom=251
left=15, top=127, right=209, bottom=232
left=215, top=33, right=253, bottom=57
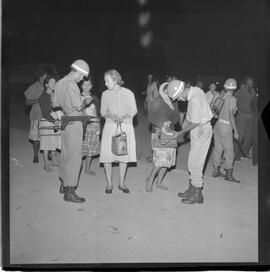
left=9, top=94, right=258, bottom=265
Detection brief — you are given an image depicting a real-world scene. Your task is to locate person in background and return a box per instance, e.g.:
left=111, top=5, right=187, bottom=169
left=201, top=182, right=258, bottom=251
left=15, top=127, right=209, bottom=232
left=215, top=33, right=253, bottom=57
left=146, top=81, right=180, bottom=192
left=142, top=74, right=159, bottom=163
left=53, top=59, right=92, bottom=203
left=234, top=76, right=256, bottom=161
left=38, top=75, right=61, bottom=172
left=81, top=78, right=101, bottom=176
left=143, top=74, right=159, bottom=113
left=205, top=82, right=219, bottom=106
left=211, top=78, right=240, bottom=183
left=24, top=67, right=48, bottom=163
left=195, top=80, right=204, bottom=92
left=99, top=69, right=137, bottom=194
left=165, top=79, right=213, bottom=204
left=250, top=88, right=258, bottom=166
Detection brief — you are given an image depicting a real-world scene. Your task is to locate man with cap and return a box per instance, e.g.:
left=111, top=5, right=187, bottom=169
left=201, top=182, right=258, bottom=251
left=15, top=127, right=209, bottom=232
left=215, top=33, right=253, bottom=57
left=164, top=79, right=213, bottom=204
left=53, top=59, right=92, bottom=203
left=212, top=78, right=240, bottom=183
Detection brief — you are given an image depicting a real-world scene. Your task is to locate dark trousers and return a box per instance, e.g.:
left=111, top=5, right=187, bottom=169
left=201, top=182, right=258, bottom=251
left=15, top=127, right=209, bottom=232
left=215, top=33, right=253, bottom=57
left=234, top=112, right=253, bottom=159
left=252, top=117, right=258, bottom=164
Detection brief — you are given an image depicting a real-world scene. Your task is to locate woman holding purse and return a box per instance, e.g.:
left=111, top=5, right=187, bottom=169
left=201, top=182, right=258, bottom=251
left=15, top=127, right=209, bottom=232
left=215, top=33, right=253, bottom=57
left=99, top=69, right=137, bottom=194
left=146, top=81, right=181, bottom=192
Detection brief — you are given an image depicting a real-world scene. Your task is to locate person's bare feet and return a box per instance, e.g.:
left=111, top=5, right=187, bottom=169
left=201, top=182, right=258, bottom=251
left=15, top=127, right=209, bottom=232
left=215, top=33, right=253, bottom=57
left=146, top=177, right=153, bottom=192
left=43, top=165, right=53, bottom=172
left=155, top=182, right=168, bottom=191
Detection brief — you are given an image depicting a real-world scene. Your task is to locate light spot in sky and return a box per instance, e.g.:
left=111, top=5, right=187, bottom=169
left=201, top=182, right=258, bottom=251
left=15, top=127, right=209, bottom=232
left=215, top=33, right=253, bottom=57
left=137, top=0, right=148, bottom=6
left=137, top=12, right=151, bottom=27
left=140, top=31, right=153, bottom=48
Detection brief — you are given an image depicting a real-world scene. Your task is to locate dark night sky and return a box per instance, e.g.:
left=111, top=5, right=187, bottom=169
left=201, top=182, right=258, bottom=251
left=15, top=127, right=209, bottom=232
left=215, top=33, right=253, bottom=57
left=3, top=0, right=270, bottom=91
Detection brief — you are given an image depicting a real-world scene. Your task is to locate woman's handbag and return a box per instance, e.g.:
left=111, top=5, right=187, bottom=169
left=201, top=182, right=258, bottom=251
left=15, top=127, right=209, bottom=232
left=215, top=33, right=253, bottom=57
left=152, top=131, right=178, bottom=148
left=111, top=123, right=128, bottom=156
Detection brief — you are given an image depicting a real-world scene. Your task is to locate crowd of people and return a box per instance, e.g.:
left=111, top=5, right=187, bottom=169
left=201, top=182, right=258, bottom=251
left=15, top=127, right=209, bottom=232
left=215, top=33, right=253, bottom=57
left=24, top=59, right=258, bottom=204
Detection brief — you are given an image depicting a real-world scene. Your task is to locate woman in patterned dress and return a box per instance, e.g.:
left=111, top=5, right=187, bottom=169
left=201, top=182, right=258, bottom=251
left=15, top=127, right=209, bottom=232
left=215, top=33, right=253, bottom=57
left=146, top=81, right=180, bottom=192
left=81, top=79, right=101, bottom=176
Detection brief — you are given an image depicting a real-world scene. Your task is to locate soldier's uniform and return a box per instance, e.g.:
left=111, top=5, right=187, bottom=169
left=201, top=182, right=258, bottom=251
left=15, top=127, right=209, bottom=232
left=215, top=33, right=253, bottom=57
left=213, top=92, right=237, bottom=169
left=212, top=90, right=240, bottom=182
left=54, top=76, right=84, bottom=187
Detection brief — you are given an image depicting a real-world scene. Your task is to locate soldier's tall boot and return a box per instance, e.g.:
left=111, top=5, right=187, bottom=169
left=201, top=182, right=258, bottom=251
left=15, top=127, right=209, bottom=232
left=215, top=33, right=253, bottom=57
left=212, top=165, right=225, bottom=178
left=224, top=168, right=240, bottom=183
left=177, top=179, right=195, bottom=199
left=64, top=186, right=86, bottom=203
left=181, top=186, right=204, bottom=204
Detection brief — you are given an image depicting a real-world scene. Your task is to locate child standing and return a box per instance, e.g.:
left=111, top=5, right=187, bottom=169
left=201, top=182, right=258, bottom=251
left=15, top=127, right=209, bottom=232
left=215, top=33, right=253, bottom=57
left=81, top=79, right=101, bottom=176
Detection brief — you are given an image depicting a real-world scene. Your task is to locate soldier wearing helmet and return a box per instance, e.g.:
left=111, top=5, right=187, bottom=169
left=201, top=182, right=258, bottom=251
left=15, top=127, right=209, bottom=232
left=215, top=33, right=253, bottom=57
left=164, top=79, right=213, bottom=204
left=53, top=59, right=92, bottom=203
left=211, top=78, right=240, bottom=183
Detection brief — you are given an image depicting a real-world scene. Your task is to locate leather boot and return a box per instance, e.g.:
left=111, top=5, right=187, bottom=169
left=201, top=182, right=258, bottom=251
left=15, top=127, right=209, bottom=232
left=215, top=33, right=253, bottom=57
left=212, top=165, right=224, bottom=177
left=181, top=187, right=204, bottom=204
left=64, top=187, right=86, bottom=203
left=224, top=168, right=240, bottom=183
left=177, top=180, right=194, bottom=198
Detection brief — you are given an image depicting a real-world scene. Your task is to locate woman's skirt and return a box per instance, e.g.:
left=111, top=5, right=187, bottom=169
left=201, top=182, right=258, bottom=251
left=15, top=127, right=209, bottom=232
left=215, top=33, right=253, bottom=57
left=38, top=119, right=61, bottom=151
left=82, top=122, right=101, bottom=157
left=99, top=121, right=137, bottom=163
left=29, top=120, right=40, bottom=141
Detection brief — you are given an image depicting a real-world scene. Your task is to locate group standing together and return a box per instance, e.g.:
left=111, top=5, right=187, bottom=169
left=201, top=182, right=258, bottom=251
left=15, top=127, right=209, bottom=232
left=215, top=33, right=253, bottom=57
left=24, top=59, right=258, bottom=204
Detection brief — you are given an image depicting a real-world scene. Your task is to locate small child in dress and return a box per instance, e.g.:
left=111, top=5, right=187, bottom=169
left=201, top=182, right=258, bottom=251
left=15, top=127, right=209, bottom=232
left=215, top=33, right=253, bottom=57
left=81, top=79, right=101, bottom=176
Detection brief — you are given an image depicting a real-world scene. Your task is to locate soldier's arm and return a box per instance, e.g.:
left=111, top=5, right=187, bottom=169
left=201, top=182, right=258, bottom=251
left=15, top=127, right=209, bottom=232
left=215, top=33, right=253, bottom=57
left=181, top=120, right=200, bottom=133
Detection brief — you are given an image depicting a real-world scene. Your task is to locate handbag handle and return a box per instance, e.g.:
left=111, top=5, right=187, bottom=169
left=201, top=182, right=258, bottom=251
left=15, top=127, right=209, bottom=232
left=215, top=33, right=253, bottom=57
left=115, top=122, right=123, bottom=135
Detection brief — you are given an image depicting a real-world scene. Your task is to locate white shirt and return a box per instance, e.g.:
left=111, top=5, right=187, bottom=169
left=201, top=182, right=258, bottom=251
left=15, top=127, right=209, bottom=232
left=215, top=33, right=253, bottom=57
left=186, top=87, right=213, bottom=125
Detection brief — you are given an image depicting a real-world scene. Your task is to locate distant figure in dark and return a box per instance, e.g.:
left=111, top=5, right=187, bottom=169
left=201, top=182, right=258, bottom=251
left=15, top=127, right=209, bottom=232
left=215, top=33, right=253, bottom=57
left=142, top=74, right=159, bottom=163
left=205, top=82, right=219, bottom=106
left=195, top=80, right=204, bottom=92
left=234, top=76, right=256, bottom=161
left=143, top=74, right=159, bottom=113
left=250, top=88, right=258, bottom=166
left=24, top=67, right=48, bottom=163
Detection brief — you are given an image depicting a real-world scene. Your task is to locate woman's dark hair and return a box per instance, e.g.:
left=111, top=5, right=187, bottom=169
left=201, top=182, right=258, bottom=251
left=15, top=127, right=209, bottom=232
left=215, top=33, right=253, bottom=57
left=43, top=74, right=57, bottom=88
left=104, top=69, right=124, bottom=86
left=34, top=67, right=48, bottom=81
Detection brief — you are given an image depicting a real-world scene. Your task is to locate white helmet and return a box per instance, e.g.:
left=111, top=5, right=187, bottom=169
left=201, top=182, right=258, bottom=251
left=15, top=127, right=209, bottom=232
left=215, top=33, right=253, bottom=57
left=71, top=59, right=89, bottom=76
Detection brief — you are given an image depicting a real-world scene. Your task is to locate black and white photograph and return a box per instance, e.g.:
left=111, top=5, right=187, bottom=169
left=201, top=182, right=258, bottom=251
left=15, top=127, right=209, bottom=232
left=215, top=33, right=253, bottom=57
left=2, top=0, right=270, bottom=269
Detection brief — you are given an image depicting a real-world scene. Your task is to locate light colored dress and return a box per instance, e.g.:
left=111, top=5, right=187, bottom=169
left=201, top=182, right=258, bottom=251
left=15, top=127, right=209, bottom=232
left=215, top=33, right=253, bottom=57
left=99, top=87, right=137, bottom=163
